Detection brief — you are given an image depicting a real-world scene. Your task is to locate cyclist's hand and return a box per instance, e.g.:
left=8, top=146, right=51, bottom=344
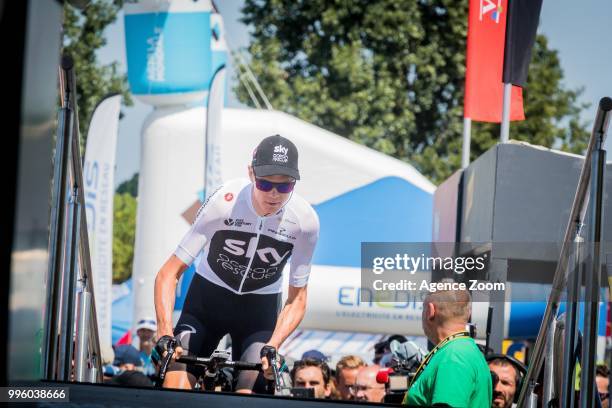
left=260, top=344, right=280, bottom=381
left=152, top=335, right=183, bottom=366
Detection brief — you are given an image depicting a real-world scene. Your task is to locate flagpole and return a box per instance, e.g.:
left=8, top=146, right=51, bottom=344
left=500, top=83, right=512, bottom=143
left=462, top=117, right=472, bottom=168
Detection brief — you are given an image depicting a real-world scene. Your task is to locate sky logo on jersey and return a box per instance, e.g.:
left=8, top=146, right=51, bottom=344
left=479, top=0, right=502, bottom=23
left=222, top=237, right=291, bottom=265
left=208, top=230, right=294, bottom=292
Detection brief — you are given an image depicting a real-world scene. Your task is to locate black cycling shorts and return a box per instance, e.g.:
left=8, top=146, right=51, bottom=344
left=168, top=274, right=281, bottom=392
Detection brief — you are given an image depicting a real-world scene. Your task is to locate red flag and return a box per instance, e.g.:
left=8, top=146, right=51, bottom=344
left=464, top=0, right=524, bottom=122
left=115, top=330, right=132, bottom=346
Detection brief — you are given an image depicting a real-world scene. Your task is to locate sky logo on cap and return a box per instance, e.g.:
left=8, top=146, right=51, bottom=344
left=273, top=144, right=289, bottom=163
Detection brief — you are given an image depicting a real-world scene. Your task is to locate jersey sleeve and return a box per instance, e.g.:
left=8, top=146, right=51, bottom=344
left=288, top=206, right=320, bottom=287
left=174, top=185, right=223, bottom=266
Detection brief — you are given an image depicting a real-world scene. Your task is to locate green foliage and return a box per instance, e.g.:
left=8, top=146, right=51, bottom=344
left=113, top=192, right=137, bottom=284
left=62, top=0, right=132, bottom=150
left=116, top=173, right=139, bottom=197
left=239, top=0, right=589, bottom=184
left=63, top=1, right=136, bottom=282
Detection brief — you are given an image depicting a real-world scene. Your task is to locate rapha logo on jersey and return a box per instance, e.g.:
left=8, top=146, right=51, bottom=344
left=224, top=218, right=252, bottom=227
left=273, top=144, right=289, bottom=163
left=224, top=193, right=234, bottom=201
left=194, top=185, right=223, bottom=223
left=208, top=230, right=294, bottom=292
left=479, top=0, right=502, bottom=23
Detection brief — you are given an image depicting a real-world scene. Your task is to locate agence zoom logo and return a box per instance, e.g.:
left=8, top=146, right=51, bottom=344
left=224, top=218, right=252, bottom=227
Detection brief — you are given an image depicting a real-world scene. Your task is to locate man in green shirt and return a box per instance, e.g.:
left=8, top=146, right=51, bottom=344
left=403, top=289, right=492, bottom=407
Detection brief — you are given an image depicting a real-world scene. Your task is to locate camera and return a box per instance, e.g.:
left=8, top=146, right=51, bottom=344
left=377, top=339, right=426, bottom=403
left=289, top=387, right=315, bottom=399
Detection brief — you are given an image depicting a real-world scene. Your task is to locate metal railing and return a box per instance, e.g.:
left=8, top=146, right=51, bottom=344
left=516, top=97, right=612, bottom=407
left=42, top=55, right=102, bottom=383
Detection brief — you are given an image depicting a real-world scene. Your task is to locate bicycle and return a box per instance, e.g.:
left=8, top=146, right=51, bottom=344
left=156, top=342, right=289, bottom=394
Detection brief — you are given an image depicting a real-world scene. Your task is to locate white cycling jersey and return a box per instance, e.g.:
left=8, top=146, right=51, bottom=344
left=174, top=178, right=320, bottom=295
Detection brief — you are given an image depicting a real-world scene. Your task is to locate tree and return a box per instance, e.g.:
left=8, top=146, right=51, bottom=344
left=114, top=173, right=138, bottom=283
left=116, top=172, right=139, bottom=197
left=113, top=192, right=137, bottom=283
left=238, top=0, right=589, bottom=184
left=62, top=0, right=132, bottom=149
left=63, top=1, right=136, bottom=283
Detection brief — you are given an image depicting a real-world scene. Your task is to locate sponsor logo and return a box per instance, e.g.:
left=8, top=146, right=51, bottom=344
left=479, top=0, right=502, bottom=23
left=267, top=227, right=296, bottom=240
left=222, top=237, right=291, bottom=265
left=224, top=218, right=252, bottom=227
left=175, top=323, right=197, bottom=343
left=274, top=145, right=288, bottom=155
left=207, top=231, right=294, bottom=292
left=338, top=286, right=422, bottom=310
left=146, top=27, right=165, bottom=82
left=273, top=144, right=289, bottom=163
left=216, top=253, right=279, bottom=280
left=224, top=193, right=234, bottom=201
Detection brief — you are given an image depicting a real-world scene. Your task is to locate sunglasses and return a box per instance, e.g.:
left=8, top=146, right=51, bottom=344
left=255, top=178, right=296, bottom=193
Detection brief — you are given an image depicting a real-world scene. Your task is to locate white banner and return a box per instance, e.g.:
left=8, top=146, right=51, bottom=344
left=84, top=94, right=122, bottom=349
left=284, top=266, right=432, bottom=336
left=204, top=66, right=225, bottom=198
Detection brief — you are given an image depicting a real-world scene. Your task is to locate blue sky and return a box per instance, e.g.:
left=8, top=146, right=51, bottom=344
left=97, top=0, right=612, bottom=186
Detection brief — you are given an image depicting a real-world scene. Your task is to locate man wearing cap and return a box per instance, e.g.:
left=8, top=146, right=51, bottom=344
left=154, top=135, right=319, bottom=394
left=135, top=317, right=157, bottom=378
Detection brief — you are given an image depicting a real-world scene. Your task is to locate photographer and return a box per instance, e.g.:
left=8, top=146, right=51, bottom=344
left=403, top=289, right=492, bottom=407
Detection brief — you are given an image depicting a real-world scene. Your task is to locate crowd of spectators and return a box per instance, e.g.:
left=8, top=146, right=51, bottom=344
left=101, top=291, right=610, bottom=407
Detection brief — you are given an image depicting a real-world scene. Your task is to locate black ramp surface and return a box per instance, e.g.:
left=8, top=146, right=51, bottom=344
left=10, top=381, right=410, bottom=407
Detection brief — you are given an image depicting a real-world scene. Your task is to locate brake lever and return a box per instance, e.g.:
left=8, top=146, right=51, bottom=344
left=265, top=347, right=282, bottom=392
left=158, top=342, right=176, bottom=381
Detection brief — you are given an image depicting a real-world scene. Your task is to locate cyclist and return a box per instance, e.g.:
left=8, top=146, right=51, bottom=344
left=154, top=135, right=319, bottom=393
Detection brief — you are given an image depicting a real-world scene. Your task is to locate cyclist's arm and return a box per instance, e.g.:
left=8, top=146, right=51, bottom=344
left=266, top=284, right=308, bottom=349
left=154, top=185, right=223, bottom=337
left=154, top=255, right=189, bottom=337
left=266, top=205, right=319, bottom=348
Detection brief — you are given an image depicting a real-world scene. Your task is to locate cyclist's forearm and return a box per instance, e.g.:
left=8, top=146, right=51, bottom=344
left=154, top=264, right=179, bottom=337
left=267, top=290, right=307, bottom=348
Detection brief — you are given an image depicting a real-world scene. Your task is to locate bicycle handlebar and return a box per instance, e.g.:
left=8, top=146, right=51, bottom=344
left=176, top=355, right=263, bottom=371
left=158, top=349, right=284, bottom=394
